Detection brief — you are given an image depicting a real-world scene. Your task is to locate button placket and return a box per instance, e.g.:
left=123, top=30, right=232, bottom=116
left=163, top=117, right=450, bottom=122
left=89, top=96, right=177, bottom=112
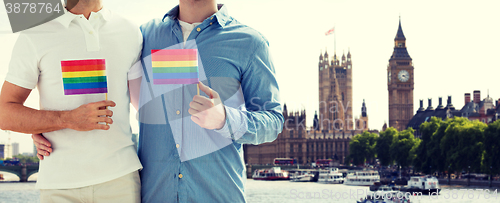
left=78, top=18, right=100, bottom=52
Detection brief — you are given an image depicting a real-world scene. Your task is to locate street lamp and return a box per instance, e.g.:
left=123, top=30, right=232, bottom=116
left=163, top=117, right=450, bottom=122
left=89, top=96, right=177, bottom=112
left=448, top=165, right=451, bottom=185
left=468, top=166, right=471, bottom=186
left=399, top=165, right=402, bottom=179
left=490, top=166, right=493, bottom=188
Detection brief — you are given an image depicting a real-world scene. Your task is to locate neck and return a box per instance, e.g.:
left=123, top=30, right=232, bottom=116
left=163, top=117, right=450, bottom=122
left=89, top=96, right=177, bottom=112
left=66, top=0, right=103, bottom=19
left=178, top=0, right=218, bottom=24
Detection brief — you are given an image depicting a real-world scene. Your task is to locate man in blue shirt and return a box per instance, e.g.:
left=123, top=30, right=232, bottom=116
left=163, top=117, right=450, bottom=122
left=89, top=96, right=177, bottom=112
left=34, top=0, right=283, bottom=202
left=136, top=1, right=283, bottom=202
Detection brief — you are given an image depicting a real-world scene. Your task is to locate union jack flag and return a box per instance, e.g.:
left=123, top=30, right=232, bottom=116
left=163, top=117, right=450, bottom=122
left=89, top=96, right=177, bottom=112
left=325, top=27, right=335, bottom=36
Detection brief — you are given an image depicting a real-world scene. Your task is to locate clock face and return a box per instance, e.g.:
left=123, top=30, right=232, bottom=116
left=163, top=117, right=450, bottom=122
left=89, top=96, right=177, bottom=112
left=398, top=70, right=409, bottom=82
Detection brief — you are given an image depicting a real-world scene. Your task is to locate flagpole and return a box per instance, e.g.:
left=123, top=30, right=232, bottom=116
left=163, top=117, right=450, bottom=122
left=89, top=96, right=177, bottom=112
left=334, top=26, right=336, bottom=55
left=105, top=93, right=109, bottom=126
left=197, top=84, right=200, bottom=95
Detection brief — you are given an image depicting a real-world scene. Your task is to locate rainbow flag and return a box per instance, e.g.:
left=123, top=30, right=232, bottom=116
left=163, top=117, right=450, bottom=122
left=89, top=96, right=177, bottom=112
left=151, top=49, right=199, bottom=84
left=61, top=59, right=108, bottom=95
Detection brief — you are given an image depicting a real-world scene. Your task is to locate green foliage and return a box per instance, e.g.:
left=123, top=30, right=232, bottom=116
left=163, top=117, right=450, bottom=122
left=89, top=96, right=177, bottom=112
left=348, top=131, right=377, bottom=166
left=482, top=120, right=500, bottom=175
left=376, top=127, right=397, bottom=166
left=414, top=117, right=442, bottom=173
left=440, top=117, right=486, bottom=173
left=409, top=138, right=421, bottom=168
left=390, top=128, right=417, bottom=169
left=13, top=154, right=39, bottom=164
left=348, top=117, right=500, bottom=176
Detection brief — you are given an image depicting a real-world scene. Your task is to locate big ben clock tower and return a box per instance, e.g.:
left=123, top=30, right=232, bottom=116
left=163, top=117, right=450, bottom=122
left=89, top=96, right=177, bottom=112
left=388, top=19, right=414, bottom=131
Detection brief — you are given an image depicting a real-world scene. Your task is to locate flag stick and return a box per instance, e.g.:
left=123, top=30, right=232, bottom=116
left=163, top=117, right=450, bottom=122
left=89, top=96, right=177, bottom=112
left=105, top=93, right=109, bottom=126
left=197, top=83, right=200, bottom=95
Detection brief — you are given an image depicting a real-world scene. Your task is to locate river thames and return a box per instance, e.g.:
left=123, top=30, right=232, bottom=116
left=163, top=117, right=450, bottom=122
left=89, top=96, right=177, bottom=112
left=1, top=175, right=499, bottom=203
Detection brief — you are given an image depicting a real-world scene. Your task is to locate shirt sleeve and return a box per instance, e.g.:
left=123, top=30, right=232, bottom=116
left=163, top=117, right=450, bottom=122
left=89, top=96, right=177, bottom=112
left=5, top=34, right=40, bottom=89
left=128, top=61, right=143, bottom=80
left=127, top=28, right=143, bottom=80
left=214, top=39, right=284, bottom=145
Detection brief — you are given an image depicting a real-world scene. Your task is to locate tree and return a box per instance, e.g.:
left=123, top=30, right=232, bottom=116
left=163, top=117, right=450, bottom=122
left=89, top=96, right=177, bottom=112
left=13, top=154, right=39, bottom=164
left=414, top=117, right=441, bottom=174
left=348, top=131, right=377, bottom=166
left=482, top=120, right=500, bottom=176
left=376, top=127, right=397, bottom=167
left=390, top=128, right=417, bottom=169
left=409, top=138, right=421, bottom=170
left=441, top=117, right=486, bottom=174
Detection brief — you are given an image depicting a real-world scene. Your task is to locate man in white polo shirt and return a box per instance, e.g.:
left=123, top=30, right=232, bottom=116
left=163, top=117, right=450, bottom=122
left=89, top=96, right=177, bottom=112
left=0, top=0, right=142, bottom=202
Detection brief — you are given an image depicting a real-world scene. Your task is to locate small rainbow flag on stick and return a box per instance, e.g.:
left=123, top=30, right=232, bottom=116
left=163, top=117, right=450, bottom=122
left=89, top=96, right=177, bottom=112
left=61, top=59, right=108, bottom=95
left=151, top=49, right=199, bottom=85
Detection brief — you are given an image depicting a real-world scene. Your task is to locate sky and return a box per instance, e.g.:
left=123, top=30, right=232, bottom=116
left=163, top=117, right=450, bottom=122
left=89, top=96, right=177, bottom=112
left=0, top=0, right=499, bottom=153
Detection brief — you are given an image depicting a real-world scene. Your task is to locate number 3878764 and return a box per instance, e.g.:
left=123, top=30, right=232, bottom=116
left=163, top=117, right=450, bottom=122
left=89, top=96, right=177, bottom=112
left=5, top=2, right=62, bottom=14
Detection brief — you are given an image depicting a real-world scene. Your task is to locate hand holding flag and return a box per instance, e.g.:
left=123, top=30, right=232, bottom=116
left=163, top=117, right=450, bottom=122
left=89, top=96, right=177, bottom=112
left=188, top=82, right=226, bottom=130
left=61, top=59, right=114, bottom=129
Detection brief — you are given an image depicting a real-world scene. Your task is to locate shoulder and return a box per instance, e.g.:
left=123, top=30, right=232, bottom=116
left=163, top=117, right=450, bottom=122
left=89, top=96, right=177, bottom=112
left=108, top=11, right=140, bottom=32
left=224, top=18, right=269, bottom=50
left=140, top=18, right=168, bottom=34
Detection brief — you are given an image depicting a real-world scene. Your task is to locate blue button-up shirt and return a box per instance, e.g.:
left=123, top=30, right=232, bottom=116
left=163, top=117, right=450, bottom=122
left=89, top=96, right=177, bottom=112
left=137, top=5, right=283, bottom=203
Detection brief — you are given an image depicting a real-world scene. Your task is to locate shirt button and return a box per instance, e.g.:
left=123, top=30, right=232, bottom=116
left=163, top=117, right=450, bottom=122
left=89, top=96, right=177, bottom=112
left=210, top=17, right=213, bottom=20
left=176, top=144, right=180, bottom=148
left=178, top=174, right=183, bottom=179
left=89, top=31, right=94, bottom=34
left=196, top=28, right=201, bottom=32
left=176, top=110, right=180, bottom=115
left=210, top=22, right=212, bottom=25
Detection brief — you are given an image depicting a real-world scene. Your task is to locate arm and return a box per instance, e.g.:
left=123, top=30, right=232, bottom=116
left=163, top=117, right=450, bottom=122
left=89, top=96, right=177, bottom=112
left=214, top=40, right=284, bottom=145
left=0, top=81, right=115, bottom=134
left=129, top=77, right=142, bottom=111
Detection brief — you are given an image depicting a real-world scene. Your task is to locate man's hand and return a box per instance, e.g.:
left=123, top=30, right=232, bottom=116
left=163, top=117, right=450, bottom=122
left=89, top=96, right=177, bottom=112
left=61, top=100, right=116, bottom=131
left=189, top=82, right=226, bottom=130
left=32, top=134, right=52, bottom=160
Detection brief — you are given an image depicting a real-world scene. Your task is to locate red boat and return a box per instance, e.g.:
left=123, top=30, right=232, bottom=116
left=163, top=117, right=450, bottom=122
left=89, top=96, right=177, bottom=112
left=252, top=167, right=289, bottom=180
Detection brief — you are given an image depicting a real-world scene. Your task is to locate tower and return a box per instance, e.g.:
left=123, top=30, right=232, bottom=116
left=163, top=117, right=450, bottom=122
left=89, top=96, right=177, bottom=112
left=318, top=49, right=353, bottom=131
left=356, top=99, right=369, bottom=131
left=387, top=18, right=414, bottom=131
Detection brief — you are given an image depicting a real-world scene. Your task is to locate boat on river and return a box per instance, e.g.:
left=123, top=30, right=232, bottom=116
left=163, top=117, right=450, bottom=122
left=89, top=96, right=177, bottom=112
left=344, top=170, right=380, bottom=186
left=252, top=167, right=289, bottom=180
left=317, top=167, right=344, bottom=184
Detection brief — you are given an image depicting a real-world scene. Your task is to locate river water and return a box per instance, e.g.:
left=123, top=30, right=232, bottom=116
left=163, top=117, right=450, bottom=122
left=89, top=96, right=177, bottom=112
left=1, top=174, right=499, bottom=203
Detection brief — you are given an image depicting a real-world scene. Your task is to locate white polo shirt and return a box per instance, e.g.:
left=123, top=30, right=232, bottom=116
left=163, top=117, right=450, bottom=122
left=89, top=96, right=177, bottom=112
left=6, top=8, right=143, bottom=189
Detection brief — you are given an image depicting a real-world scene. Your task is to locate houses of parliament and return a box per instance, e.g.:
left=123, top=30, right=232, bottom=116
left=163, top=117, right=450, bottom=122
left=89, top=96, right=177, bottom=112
left=244, top=20, right=413, bottom=165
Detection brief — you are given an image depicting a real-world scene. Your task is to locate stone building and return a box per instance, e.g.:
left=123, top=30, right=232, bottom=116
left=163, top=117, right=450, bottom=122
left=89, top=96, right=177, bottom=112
left=407, top=91, right=499, bottom=137
left=244, top=101, right=376, bottom=165
left=388, top=19, right=414, bottom=131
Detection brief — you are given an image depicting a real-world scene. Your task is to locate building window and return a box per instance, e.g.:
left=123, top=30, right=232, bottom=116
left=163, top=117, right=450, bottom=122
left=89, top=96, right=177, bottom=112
left=290, top=130, right=294, bottom=138
left=290, top=144, right=294, bottom=153
left=298, top=145, right=302, bottom=153
left=298, top=130, right=302, bottom=138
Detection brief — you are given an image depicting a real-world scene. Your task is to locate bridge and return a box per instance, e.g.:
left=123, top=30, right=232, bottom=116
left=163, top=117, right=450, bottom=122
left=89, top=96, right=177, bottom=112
left=0, top=165, right=39, bottom=182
